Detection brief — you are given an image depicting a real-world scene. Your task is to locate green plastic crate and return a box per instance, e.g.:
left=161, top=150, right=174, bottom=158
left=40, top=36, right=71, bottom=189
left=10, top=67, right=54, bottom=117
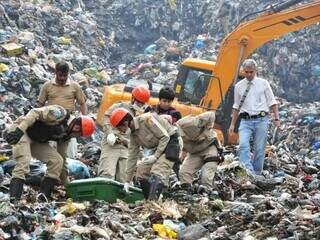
left=66, top=177, right=144, bottom=203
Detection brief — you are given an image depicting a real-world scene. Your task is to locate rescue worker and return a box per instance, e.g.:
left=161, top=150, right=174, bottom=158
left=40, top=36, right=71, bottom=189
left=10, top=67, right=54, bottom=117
left=37, top=60, right=88, bottom=184
left=176, top=111, right=223, bottom=193
left=97, top=86, right=151, bottom=182
left=109, top=108, right=181, bottom=200
left=2, top=105, right=95, bottom=201
left=37, top=61, right=87, bottom=115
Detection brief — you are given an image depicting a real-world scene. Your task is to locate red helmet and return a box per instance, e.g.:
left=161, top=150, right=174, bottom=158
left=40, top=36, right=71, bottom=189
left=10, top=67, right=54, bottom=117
left=132, top=85, right=150, bottom=103
left=110, top=108, right=131, bottom=128
left=80, top=116, right=96, bottom=137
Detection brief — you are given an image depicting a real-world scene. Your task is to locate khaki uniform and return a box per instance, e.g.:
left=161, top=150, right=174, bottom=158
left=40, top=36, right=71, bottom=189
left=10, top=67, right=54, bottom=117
left=37, top=79, right=87, bottom=181
left=37, top=79, right=86, bottom=113
left=177, top=112, right=219, bottom=188
left=8, top=105, right=70, bottom=182
left=127, top=112, right=179, bottom=185
left=98, top=102, right=134, bottom=182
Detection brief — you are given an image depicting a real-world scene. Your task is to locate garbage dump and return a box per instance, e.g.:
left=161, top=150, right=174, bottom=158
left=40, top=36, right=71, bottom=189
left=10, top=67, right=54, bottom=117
left=0, top=0, right=320, bottom=239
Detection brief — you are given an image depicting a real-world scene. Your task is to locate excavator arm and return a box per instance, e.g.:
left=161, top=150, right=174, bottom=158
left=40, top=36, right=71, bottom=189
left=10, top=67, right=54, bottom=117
left=97, top=0, right=320, bottom=144
left=202, top=0, right=320, bottom=109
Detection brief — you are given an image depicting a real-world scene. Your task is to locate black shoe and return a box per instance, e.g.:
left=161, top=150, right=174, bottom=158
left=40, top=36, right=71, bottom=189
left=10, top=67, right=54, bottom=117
left=40, top=177, right=59, bottom=199
left=9, top=178, right=25, bottom=202
left=148, top=175, right=164, bottom=201
left=138, top=178, right=150, bottom=199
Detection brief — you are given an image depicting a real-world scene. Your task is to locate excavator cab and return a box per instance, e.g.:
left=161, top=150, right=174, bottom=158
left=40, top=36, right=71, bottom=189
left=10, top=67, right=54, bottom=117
left=174, top=59, right=240, bottom=145
left=174, top=59, right=216, bottom=105
left=174, top=65, right=211, bottom=105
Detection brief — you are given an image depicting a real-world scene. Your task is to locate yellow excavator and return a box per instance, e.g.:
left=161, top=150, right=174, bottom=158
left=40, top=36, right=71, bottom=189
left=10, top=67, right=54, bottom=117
left=97, top=0, right=320, bottom=144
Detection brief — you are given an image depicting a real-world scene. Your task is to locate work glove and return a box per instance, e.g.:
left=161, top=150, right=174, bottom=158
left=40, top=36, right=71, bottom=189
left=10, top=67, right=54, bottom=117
left=123, top=182, right=131, bottom=193
left=142, top=155, right=157, bottom=165
left=3, top=127, right=24, bottom=145
left=106, top=133, right=117, bottom=146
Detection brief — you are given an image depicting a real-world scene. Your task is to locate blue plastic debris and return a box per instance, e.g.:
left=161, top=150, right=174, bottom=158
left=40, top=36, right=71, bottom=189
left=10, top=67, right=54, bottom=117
left=67, top=158, right=90, bottom=180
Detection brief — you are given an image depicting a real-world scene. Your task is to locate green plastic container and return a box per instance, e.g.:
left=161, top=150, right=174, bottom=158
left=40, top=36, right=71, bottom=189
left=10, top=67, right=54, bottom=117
left=66, top=177, right=144, bottom=203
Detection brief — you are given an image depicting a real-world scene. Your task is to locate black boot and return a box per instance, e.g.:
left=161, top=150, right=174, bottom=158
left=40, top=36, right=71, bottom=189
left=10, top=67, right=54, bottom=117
left=148, top=175, right=164, bottom=200
left=172, top=162, right=181, bottom=177
left=138, top=178, right=150, bottom=199
left=40, top=177, right=59, bottom=199
left=9, top=178, right=24, bottom=203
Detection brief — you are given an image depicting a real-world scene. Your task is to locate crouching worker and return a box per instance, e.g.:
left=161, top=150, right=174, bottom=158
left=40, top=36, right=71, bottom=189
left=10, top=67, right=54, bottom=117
left=98, top=85, right=151, bottom=182
left=176, top=111, right=223, bottom=194
left=2, top=105, right=95, bottom=202
left=109, top=108, right=181, bottom=200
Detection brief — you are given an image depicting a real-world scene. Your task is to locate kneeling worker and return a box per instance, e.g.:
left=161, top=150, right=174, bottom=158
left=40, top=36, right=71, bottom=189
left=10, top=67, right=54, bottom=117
left=3, top=105, right=95, bottom=201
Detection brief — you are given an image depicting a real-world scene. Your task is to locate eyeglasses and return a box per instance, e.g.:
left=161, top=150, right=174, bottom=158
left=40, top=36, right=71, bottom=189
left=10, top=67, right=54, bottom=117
left=245, top=71, right=254, bottom=74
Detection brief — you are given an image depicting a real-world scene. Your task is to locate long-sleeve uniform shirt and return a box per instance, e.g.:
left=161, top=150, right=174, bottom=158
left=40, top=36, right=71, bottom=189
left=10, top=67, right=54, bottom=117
left=177, top=111, right=217, bottom=153
left=14, top=105, right=69, bottom=134
left=37, top=79, right=86, bottom=113
left=102, top=102, right=136, bottom=148
left=7, top=105, right=69, bottom=181
left=126, top=112, right=178, bottom=182
left=98, top=102, right=135, bottom=181
left=177, top=111, right=219, bottom=188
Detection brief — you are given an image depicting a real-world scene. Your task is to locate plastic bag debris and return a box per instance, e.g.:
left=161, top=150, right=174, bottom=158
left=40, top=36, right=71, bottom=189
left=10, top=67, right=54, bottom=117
left=153, top=223, right=177, bottom=239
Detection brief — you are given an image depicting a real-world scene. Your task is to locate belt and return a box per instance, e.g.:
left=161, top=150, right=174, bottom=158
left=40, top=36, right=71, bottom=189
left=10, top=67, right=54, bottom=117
left=240, top=111, right=268, bottom=120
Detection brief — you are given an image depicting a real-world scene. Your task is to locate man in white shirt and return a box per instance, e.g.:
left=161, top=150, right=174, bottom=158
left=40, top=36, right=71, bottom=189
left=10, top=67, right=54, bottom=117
left=228, top=59, right=280, bottom=175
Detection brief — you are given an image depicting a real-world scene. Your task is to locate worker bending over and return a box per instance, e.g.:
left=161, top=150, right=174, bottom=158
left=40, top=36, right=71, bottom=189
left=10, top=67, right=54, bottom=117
left=176, top=111, right=223, bottom=193
left=98, top=86, right=151, bottom=182
left=3, top=105, right=95, bottom=202
left=109, top=108, right=181, bottom=200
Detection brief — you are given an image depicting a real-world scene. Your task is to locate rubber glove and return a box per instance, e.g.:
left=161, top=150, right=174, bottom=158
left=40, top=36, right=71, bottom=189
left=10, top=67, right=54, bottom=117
left=123, top=182, right=131, bottom=193
left=106, top=133, right=117, bottom=146
left=142, top=155, right=157, bottom=165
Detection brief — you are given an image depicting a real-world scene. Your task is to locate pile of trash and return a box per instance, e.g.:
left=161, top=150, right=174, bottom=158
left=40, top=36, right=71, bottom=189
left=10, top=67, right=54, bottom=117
left=1, top=0, right=320, bottom=239
left=1, top=99, right=320, bottom=239
left=82, top=0, right=320, bottom=102
left=0, top=0, right=319, bottom=106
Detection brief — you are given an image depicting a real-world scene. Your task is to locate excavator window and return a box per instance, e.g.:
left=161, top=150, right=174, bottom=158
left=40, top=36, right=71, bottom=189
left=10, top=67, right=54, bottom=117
left=175, top=66, right=211, bottom=105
